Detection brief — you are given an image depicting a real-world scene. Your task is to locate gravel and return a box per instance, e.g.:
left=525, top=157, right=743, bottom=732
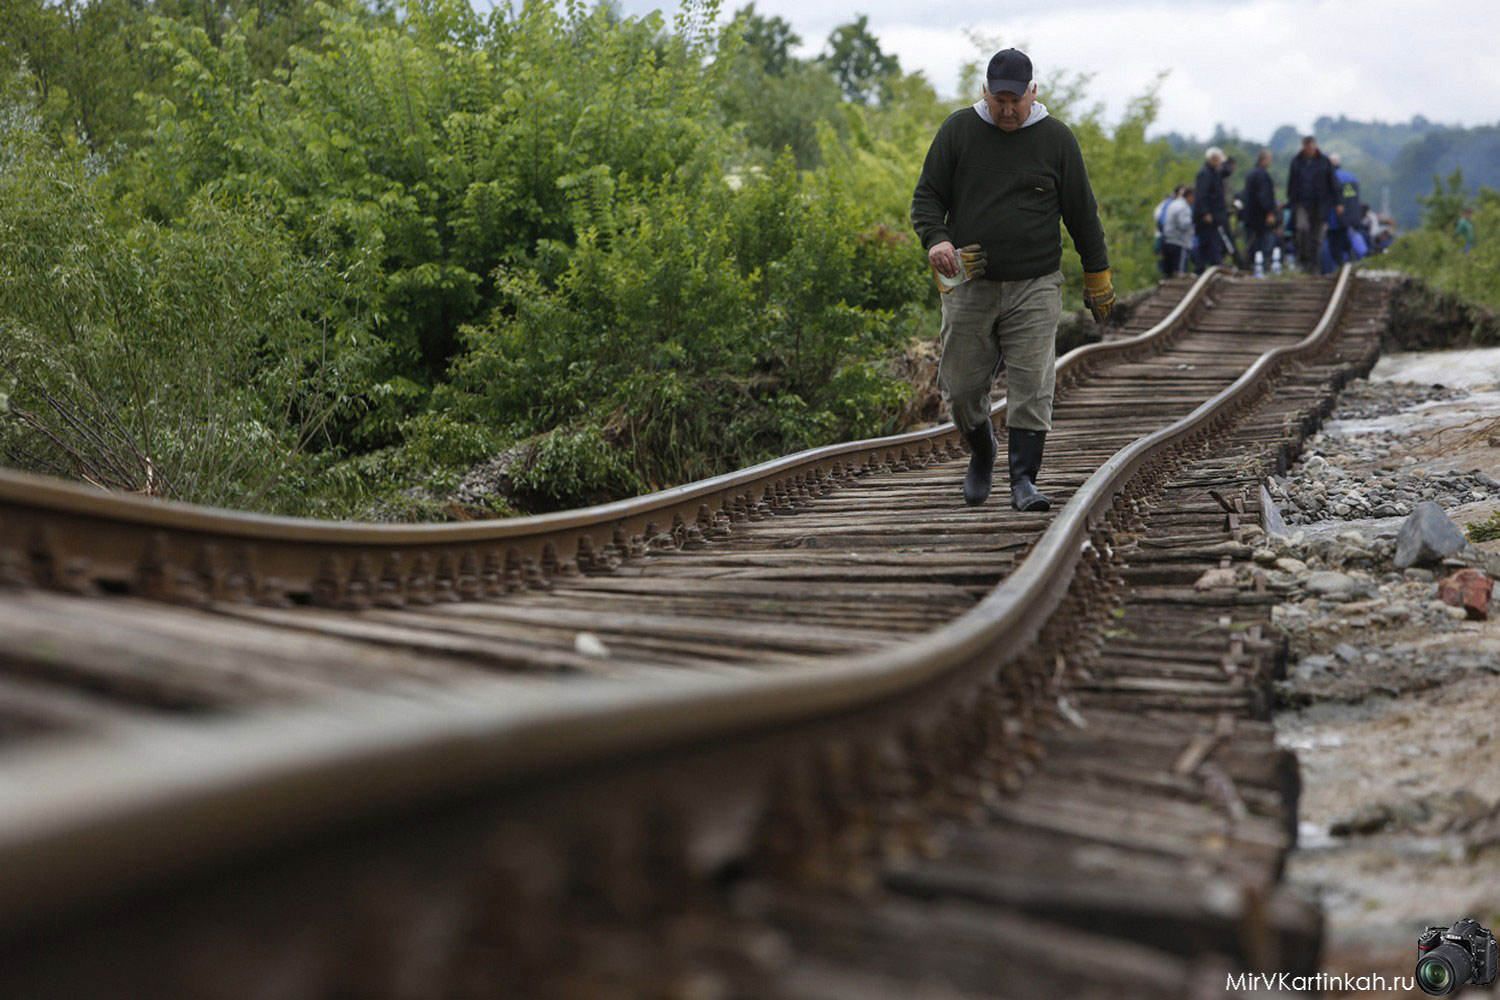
left=1239, top=380, right=1500, bottom=711
left=1267, top=381, right=1499, bottom=526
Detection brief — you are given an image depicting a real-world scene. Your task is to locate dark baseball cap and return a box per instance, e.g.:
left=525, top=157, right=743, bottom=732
left=986, top=48, right=1032, bottom=95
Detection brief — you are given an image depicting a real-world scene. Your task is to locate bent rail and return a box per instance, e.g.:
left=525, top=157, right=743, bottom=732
left=0, top=269, right=1223, bottom=601
left=0, top=266, right=1354, bottom=939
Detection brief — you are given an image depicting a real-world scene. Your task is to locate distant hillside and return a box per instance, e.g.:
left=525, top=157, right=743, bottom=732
left=1162, top=116, right=1500, bottom=229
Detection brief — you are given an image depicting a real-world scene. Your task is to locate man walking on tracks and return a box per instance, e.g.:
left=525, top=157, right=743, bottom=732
left=911, top=48, right=1113, bottom=511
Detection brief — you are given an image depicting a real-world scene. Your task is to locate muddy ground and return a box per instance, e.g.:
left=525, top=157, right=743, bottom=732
left=1268, top=348, right=1500, bottom=997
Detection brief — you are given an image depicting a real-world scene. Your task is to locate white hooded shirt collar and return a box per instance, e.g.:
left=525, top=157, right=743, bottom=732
left=972, top=99, right=1049, bottom=129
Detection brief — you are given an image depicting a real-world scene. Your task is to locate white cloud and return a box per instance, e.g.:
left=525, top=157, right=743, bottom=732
left=609, top=0, right=1500, bottom=138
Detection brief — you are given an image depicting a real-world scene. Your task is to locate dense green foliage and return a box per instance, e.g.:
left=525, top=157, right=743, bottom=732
left=0, top=89, right=370, bottom=512
left=2, top=0, right=1195, bottom=517
left=1383, top=171, right=1500, bottom=313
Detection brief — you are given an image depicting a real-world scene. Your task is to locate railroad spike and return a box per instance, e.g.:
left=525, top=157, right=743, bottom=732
left=553, top=546, right=580, bottom=579
left=694, top=503, right=723, bottom=542
left=433, top=552, right=459, bottom=602
left=257, top=576, right=290, bottom=608
left=312, top=555, right=343, bottom=608
left=133, top=534, right=201, bottom=605
left=503, top=548, right=524, bottom=592
left=55, top=556, right=98, bottom=598
left=0, top=545, right=28, bottom=589
left=223, top=546, right=254, bottom=605
left=344, top=554, right=374, bottom=610
left=193, top=544, right=226, bottom=602
left=27, top=527, right=64, bottom=593
left=522, top=555, right=549, bottom=590
left=136, top=531, right=172, bottom=601
left=376, top=553, right=407, bottom=608
left=606, top=526, right=629, bottom=562
left=480, top=550, right=506, bottom=596
left=407, top=553, right=435, bottom=605
left=574, top=534, right=598, bottom=574
left=457, top=550, right=482, bottom=599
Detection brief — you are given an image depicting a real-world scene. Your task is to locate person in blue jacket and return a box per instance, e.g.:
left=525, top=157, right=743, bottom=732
left=1325, top=153, right=1361, bottom=266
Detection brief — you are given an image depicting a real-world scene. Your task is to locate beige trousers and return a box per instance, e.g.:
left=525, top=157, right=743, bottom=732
left=937, top=270, right=1063, bottom=435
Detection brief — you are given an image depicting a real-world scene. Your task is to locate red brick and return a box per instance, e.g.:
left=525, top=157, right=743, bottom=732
left=1437, top=568, right=1493, bottom=621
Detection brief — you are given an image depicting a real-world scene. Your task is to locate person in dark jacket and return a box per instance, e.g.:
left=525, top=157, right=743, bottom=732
left=1241, top=149, right=1278, bottom=275
left=1286, top=135, right=1341, bottom=274
left=1193, top=146, right=1227, bottom=270
left=911, top=47, right=1113, bottom=511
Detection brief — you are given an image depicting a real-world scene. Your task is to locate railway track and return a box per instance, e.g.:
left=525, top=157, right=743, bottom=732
left=0, top=265, right=1390, bottom=998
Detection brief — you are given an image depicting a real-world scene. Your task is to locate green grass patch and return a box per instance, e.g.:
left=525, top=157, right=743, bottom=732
left=1467, top=511, right=1500, bottom=543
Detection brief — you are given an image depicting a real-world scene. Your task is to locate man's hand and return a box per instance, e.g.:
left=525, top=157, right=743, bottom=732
left=1083, top=269, right=1116, bottom=324
left=1265, top=212, right=1276, bottom=226
left=928, top=241, right=959, bottom=277
left=1335, top=204, right=1344, bottom=216
left=1202, top=212, right=1213, bottom=224
left=930, top=242, right=986, bottom=293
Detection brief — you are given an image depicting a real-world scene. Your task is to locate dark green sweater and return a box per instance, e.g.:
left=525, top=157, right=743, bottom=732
left=910, top=109, right=1109, bottom=280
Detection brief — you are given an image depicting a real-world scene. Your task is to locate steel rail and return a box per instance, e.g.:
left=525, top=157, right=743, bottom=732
left=0, top=269, right=1223, bottom=600
left=0, top=267, right=1355, bottom=939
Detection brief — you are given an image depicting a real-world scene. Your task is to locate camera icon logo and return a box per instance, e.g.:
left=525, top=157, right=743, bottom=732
left=1417, top=918, right=1498, bottom=996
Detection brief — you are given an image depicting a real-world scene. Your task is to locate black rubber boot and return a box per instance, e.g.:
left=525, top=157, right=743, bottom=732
left=1008, top=427, right=1053, bottom=512
left=962, top=421, right=998, bottom=505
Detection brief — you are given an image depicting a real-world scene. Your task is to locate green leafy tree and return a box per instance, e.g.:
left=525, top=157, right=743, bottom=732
left=1415, top=168, right=1469, bottom=234
left=732, top=3, right=797, bottom=75
left=451, top=154, right=921, bottom=505
left=0, top=0, right=1222, bottom=519
left=821, top=14, right=897, bottom=105
left=1385, top=175, right=1500, bottom=313
left=0, top=95, right=373, bottom=511
left=123, top=0, right=735, bottom=446
left=0, top=0, right=342, bottom=152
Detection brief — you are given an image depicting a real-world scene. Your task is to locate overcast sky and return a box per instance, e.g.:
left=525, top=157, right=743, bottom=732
left=610, top=0, right=1500, bottom=140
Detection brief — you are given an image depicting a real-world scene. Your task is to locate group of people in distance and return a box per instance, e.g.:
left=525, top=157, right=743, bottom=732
left=1154, top=136, right=1395, bottom=279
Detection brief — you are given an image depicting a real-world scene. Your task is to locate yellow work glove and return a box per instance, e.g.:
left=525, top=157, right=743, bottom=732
left=932, top=244, right=988, bottom=293
left=1083, top=269, right=1116, bottom=324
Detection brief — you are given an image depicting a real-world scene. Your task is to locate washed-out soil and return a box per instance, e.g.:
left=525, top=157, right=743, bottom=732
left=1266, top=343, right=1500, bottom=996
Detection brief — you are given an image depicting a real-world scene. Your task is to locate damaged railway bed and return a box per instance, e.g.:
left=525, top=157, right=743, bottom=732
left=0, top=265, right=1397, bottom=999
